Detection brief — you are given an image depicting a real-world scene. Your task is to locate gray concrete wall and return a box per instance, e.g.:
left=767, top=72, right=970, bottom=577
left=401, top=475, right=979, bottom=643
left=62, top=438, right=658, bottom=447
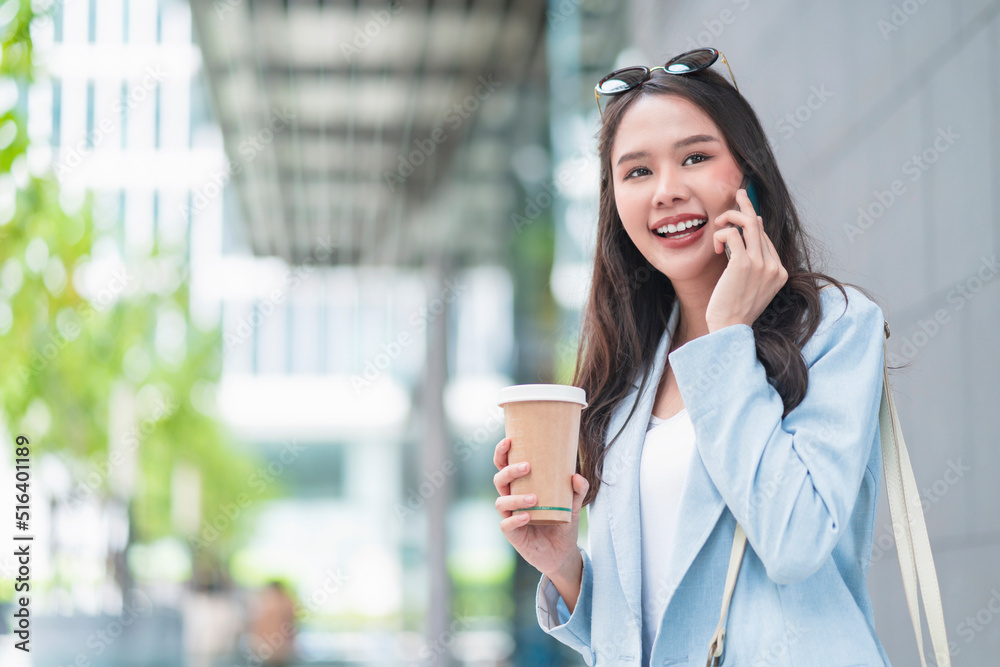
left=625, top=1, right=1000, bottom=664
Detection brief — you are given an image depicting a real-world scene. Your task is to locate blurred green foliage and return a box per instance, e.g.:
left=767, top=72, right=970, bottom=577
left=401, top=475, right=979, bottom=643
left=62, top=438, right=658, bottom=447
left=0, top=0, right=263, bottom=590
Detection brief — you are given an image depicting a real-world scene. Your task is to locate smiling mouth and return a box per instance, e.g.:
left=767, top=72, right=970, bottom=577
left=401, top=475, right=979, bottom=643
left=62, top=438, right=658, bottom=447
left=653, top=218, right=708, bottom=238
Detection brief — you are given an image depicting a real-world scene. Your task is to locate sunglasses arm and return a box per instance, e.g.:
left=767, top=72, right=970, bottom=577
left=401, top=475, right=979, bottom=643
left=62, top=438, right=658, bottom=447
left=719, top=54, right=739, bottom=94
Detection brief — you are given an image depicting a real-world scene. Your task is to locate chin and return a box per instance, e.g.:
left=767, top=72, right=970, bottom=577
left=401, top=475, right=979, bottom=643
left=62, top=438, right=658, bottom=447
left=646, top=248, right=714, bottom=279
left=662, top=266, right=707, bottom=282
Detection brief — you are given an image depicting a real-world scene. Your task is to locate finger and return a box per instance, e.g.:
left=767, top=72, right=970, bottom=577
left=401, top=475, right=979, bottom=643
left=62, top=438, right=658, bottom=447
left=571, top=474, right=589, bottom=512
left=493, top=460, right=530, bottom=496
left=756, top=215, right=780, bottom=264
left=760, top=217, right=780, bottom=255
left=756, top=215, right=774, bottom=265
left=493, top=437, right=510, bottom=471
left=759, top=220, right=787, bottom=282
left=736, top=187, right=757, bottom=219
left=712, top=208, right=754, bottom=250
left=735, top=190, right=763, bottom=262
left=501, top=512, right=532, bottom=532
left=495, top=492, right=537, bottom=520
left=714, top=227, right=746, bottom=257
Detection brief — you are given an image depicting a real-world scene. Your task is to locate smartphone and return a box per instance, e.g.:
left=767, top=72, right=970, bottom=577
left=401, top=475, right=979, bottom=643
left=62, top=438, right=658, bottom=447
left=724, top=175, right=760, bottom=260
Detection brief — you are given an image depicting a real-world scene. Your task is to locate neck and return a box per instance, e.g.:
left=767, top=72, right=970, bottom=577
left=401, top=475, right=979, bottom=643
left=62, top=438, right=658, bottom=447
left=669, top=267, right=724, bottom=349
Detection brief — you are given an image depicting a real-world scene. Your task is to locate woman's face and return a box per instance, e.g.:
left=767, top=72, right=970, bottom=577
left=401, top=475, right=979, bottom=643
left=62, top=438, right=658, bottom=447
left=611, top=93, right=744, bottom=284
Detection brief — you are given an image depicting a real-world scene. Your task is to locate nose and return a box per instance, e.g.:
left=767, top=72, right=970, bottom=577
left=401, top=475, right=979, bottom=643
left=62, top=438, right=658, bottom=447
left=652, top=171, right=689, bottom=208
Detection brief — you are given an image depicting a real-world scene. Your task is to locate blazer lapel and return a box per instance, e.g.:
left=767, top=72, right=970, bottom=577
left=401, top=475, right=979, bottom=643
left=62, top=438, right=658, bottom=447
left=602, top=298, right=727, bottom=629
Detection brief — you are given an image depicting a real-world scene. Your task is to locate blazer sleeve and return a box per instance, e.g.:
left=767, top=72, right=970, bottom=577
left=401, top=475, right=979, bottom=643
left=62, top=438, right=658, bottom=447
left=666, top=286, right=885, bottom=585
left=534, top=544, right=597, bottom=666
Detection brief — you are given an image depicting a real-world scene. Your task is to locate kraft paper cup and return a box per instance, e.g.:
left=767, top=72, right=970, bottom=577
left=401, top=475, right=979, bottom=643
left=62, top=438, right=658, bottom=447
left=497, top=384, right=588, bottom=525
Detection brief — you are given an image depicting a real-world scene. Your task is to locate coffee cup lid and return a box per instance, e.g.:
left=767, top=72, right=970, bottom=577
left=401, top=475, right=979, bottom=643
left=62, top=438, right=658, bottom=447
left=498, top=384, right=587, bottom=408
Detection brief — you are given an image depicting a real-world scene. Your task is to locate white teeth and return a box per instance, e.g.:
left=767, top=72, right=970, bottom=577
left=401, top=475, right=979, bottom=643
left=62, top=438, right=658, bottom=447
left=655, top=218, right=706, bottom=236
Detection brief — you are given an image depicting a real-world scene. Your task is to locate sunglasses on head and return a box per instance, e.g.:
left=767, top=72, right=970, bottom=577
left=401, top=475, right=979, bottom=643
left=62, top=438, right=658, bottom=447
left=594, top=47, right=739, bottom=119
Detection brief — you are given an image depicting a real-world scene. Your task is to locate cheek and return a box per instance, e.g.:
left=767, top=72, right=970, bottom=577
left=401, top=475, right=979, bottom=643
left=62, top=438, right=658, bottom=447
left=616, top=204, right=645, bottom=245
left=614, top=187, right=646, bottom=228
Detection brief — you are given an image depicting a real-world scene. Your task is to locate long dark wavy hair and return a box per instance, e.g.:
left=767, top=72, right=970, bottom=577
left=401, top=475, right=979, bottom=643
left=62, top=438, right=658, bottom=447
left=573, top=66, right=900, bottom=507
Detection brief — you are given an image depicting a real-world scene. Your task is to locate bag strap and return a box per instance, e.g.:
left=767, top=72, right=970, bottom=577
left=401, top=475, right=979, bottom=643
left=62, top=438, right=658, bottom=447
left=879, top=325, right=951, bottom=666
left=705, top=523, right=746, bottom=667
left=706, top=291, right=951, bottom=667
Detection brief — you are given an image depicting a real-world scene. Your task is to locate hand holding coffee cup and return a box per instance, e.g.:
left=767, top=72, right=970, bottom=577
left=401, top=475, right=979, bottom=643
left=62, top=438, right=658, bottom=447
left=493, top=384, right=589, bottom=574
left=493, top=435, right=590, bottom=577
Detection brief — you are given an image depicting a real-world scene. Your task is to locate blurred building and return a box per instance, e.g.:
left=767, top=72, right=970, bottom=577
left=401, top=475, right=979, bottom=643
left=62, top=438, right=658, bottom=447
left=187, top=0, right=550, bottom=664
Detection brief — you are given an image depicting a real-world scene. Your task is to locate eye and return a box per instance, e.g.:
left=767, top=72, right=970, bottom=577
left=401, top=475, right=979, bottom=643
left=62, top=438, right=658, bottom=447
left=683, top=153, right=710, bottom=166
left=623, top=166, right=651, bottom=180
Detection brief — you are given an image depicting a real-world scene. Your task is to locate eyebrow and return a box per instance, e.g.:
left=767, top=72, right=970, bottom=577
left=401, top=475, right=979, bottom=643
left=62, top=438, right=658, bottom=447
left=615, top=134, right=720, bottom=166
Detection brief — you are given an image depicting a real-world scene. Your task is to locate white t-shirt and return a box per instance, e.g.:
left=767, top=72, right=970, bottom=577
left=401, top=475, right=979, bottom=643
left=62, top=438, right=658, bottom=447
left=640, top=407, right=696, bottom=665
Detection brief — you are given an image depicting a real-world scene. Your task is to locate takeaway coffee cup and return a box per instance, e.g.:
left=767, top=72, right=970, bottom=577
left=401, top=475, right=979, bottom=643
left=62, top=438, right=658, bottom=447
left=497, top=384, right=588, bottom=525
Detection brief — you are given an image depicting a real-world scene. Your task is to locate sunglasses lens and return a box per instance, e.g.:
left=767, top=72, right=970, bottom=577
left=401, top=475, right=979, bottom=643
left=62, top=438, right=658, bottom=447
left=596, top=67, right=649, bottom=95
left=665, top=48, right=718, bottom=74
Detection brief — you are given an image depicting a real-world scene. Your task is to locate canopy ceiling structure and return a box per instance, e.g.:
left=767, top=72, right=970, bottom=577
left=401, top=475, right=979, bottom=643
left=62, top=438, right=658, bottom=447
left=191, top=0, right=550, bottom=268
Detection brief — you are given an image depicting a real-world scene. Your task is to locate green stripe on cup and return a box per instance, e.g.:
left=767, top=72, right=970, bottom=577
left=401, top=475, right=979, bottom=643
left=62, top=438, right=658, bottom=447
left=512, top=506, right=571, bottom=512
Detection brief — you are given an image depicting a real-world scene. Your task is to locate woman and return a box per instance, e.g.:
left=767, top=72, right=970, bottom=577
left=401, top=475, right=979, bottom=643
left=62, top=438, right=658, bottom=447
left=493, top=49, right=893, bottom=666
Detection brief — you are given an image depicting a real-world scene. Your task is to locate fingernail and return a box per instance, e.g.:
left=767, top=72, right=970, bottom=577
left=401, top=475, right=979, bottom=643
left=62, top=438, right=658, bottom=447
left=519, top=462, right=528, bottom=471
left=526, top=495, right=536, bottom=503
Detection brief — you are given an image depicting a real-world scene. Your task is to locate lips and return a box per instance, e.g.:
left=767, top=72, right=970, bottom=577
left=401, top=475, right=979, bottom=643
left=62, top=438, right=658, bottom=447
left=651, top=220, right=707, bottom=248
left=653, top=217, right=708, bottom=238
left=651, top=212, right=708, bottom=234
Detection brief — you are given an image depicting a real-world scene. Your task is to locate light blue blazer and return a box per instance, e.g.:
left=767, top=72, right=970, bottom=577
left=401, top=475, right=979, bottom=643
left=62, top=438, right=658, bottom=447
left=535, top=285, right=892, bottom=666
